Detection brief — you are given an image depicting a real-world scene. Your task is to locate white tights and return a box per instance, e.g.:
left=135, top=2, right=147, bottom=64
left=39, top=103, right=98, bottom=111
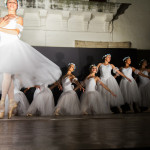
left=1, top=73, right=14, bottom=102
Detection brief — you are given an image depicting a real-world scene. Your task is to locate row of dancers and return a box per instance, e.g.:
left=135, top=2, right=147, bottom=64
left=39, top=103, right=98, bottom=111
left=3, top=54, right=150, bottom=117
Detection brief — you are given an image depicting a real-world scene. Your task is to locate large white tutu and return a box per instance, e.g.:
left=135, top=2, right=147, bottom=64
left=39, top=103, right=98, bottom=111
left=55, top=90, right=81, bottom=115
left=98, top=64, right=124, bottom=107
left=120, top=78, right=141, bottom=104
left=0, top=19, right=61, bottom=90
left=139, top=71, right=150, bottom=107
left=97, top=76, right=124, bottom=107
left=27, top=84, right=54, bottom=116
left=81, top=91, right=111, bottom=114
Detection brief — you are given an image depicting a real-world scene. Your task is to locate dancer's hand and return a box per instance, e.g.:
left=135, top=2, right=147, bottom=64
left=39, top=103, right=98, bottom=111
left=0, top=16, right=11, bottom=28
left=35, top=85, right=40, bottom=89
left=111, top=91, right=117, bottom=97
left=127, top=77, right=132, bottom=82
left=58, top=85, right=63, bottom=91
left=80, top=87, right=85, bottom=92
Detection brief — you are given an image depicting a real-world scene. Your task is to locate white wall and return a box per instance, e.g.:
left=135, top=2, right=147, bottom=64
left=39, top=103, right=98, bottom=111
left=1, top=0, right=150, bottom=50
left=113, top=0, right=150, bottom=50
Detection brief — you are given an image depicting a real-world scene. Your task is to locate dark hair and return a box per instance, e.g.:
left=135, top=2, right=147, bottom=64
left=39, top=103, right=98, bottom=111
left=139, top=59, right=147, bottom=67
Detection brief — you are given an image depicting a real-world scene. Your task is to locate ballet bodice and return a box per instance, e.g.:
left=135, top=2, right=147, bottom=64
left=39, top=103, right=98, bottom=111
left=139, top=71, right=150, bottom=86
left=121, top=67, right=133, bottom=78
left=85, top=78, right=96, bottom=92
left=100, top=64, right=112, bottom=79
left=0, top=18, right=23, bottom=43
left=62, top=77, right=73, bottom=92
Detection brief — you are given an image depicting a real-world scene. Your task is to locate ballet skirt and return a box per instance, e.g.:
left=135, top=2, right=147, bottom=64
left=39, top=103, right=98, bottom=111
left=0, top=17, right=62, bottom=90
left=81, top=78, right=111, bottom=114
left=138, top=71, right=150, bottom=107
left=55, top=77, right=81, bottom=115
left=97, top=64, right=124, bottom=107
left=5, top=78, right=29, bottom=116
left=120, top=67, right=141, bottom=104
left=27, top=84, right=54, bottom=116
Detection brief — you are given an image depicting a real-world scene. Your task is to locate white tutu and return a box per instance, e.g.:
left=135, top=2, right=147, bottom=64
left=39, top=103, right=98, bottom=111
left=0, top=18, right=61, bottom=90
left=120, top=67, right=141, bottom=104
left=120, top=78, right=141, bottom=104
left=81, top=91, right=111, bottom=114
left=55, top=90, right=81, bottom=115
left=5, top=91, right=29, bottom=116
left=97, top=76, right=124, bottom=107
left=99, top=64, right=124, bottom=107
left=139, top=71, right=150, bottom=107
left=27, top=84, right=54, bottom=116
left=5, top=78, right=29, bottom=116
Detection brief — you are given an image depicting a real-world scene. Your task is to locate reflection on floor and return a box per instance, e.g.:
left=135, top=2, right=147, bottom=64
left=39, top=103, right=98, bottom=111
left=0, top=114, right=150, bottom=150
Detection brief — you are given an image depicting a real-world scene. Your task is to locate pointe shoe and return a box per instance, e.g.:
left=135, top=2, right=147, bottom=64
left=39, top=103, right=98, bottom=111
left=118, top=107, right=123, bottom=114
left=55, top=112, right=60, bottom=116
left=26, top=113, right=32, bottom=117
left=83, top=111, right=88, bottom=115
left=8, top=100, right=17, bottom=119
left=0, top=100, right=5, bottom=119
left=127, top=109, right=134, bottom=113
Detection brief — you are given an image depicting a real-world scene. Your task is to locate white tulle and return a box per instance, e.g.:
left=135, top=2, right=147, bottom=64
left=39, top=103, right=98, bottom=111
left=98, top=64, right=124, bottom=107
left=139, top=71, right=150, bottom=107
left=81, top=78, right=111, bottom=114
left=120, top=67, right=141, bottom=104
left=5, top=78, right=29, bottom=116
left=0, top=18, right=62, bottom=90
left=27, top=84, right=55, bottom=116
left=55, top=77, right=81, bottom=115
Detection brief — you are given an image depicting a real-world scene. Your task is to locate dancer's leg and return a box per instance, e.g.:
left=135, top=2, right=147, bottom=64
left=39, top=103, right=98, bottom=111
left=0, top=73, right=12, bottom=119
left=8, top=79, right=14, bottom=100
left=1, top=73, right=12, bottom=100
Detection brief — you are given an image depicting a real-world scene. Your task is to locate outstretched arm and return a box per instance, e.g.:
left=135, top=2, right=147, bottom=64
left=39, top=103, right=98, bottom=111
left=97, top=77, right=116, bottom=97
left=111, top=64, right=131, bottom=82
left=49, top=80, right=62, bottom=90
left=132, top=67, right=150, bottom=79
left=72, top=77, right=85, bottom=92
left=24, top=87, right=31, bottom=94
left=97, top=63, right=102, bottom=69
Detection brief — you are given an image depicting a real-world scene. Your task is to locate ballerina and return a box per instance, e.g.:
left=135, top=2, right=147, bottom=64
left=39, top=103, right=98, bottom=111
left=138, top=59, right=150, bottom=112
left=54, top=63, right=84, bottom=116
left=26, top=83, right=55, bottom=116
left=0, top=0, right=61, bottom=119
left=97, top=54, right=131, bottom=113
left=120, top=56, right=150, bottom=112
left=80, top=64, right=115, bottom=115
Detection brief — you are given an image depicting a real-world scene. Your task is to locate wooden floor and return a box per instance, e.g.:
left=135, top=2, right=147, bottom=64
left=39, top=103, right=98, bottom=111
left=0, top=113, right=150, bottom=150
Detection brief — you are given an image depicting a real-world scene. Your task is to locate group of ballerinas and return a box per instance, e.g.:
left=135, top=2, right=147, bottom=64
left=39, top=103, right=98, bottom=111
left=3, top=54, right=149, bottom=117
left=0, top=0, right=150, bottom=119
